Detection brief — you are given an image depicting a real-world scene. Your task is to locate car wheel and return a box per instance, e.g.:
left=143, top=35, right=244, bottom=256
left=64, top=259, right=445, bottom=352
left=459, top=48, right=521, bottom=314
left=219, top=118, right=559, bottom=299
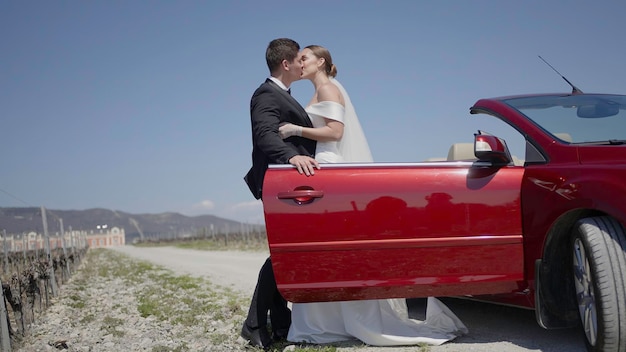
left=573, top=216, right=626, bottom=352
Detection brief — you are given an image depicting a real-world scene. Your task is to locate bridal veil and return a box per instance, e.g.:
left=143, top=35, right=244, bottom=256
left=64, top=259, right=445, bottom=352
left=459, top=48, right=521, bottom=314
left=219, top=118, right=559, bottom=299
left=330, top=78, right=373, bottom=163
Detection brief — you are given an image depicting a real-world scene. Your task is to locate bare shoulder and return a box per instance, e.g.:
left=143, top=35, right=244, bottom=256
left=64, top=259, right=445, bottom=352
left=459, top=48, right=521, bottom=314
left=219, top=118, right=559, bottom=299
left=317, top=82, right=344, bottom=105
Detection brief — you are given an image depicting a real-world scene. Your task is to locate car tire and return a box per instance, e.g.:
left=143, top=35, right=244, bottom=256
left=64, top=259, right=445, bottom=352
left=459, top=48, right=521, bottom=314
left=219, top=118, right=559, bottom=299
left=572, top=216, right=626, bottom=352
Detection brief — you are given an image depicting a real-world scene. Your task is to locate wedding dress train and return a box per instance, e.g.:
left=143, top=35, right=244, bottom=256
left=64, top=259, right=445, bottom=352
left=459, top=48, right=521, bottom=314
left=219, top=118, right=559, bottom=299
left=288, top=297, right=467, bottom=346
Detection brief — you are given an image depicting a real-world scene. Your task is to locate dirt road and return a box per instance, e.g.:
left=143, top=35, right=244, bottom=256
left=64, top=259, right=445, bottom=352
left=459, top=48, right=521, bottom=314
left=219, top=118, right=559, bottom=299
left=112, top=246, right=587, bottom=352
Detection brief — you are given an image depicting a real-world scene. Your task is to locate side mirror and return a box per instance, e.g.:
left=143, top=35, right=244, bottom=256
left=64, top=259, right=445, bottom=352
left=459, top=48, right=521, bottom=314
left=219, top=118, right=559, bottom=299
left=474, top=132, right=512, bottom=165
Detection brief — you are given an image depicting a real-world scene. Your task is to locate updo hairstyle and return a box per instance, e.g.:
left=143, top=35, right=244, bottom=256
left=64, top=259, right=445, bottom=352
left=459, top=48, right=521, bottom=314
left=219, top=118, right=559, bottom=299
left=305, top=45, right=338, bottom=78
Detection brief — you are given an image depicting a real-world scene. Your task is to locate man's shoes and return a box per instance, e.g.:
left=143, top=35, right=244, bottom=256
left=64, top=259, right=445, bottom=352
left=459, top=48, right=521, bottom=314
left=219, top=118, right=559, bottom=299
left=272, top=327, right=289, bottom=341
left=241, top=323, right=272, bottom=349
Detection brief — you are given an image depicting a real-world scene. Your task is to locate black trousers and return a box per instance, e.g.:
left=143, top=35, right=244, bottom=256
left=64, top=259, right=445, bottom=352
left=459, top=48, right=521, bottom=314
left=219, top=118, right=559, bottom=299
left=245, top=257, right=291, bottom=331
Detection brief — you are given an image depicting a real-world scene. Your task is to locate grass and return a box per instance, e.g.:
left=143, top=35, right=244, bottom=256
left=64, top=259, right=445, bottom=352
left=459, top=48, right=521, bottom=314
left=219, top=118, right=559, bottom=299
left=18, top=238, right=438, bottom=352
left=76, top=247, right=354, bottom=351
left=135, top=237, right=269, bottom=252
left=67, top=294, right=86, bottom=309
left=60, top=238, right=442, bottom=352
left=59, top=248, right=249, bottom=350
left=100, top=315, right=126, bottom=337
left=79, top=313, right=96, bottom=324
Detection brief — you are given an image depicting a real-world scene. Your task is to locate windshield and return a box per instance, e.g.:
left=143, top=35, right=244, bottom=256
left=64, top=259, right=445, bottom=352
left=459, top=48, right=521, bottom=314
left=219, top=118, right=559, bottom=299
left=503, top=94, right=626, bottom=144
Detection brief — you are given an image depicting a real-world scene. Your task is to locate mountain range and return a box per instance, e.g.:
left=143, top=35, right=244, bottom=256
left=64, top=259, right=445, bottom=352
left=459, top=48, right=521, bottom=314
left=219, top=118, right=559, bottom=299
left=0, top=207, right=261, bottom=242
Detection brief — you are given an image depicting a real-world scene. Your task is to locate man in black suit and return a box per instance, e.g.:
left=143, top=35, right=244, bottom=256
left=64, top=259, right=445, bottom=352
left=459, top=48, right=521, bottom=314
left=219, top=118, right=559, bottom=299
left=242, top=38, right=319, bottom=349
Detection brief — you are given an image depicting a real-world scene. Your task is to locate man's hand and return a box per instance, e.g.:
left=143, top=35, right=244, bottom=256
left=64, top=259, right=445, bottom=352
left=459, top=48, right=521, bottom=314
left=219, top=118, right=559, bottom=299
left=278, top=123, right=303, bottom=139
left=288, top=155, right=320, bottom=176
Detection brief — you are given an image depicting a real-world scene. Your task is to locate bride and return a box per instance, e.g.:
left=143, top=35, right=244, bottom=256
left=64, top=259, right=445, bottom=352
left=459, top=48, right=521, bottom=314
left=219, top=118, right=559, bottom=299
left=278, top=45, right=468, bottom=346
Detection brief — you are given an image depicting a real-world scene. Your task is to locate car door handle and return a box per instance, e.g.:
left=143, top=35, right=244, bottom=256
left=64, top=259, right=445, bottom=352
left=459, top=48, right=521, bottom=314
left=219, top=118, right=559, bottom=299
left=277, top=190, right=324, bottom=204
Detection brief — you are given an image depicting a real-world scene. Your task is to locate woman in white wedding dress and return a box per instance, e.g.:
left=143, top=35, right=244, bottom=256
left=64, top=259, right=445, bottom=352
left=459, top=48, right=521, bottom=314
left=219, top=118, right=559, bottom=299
left=278, top=45, right=467, bottom=347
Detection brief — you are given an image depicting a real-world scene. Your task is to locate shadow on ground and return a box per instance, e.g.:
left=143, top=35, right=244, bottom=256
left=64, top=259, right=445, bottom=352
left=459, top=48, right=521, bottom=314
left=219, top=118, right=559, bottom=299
left=407, top=297, right=586, bottom=352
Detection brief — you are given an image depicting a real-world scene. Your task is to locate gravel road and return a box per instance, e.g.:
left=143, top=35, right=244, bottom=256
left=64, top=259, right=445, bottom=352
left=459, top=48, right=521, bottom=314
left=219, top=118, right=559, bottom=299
left=112, top=246, right=588, bottom=352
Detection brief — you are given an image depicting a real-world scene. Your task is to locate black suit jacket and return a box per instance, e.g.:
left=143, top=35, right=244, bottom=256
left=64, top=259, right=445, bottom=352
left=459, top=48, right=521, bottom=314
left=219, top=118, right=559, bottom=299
left=244, top=79, right=316, bottom=199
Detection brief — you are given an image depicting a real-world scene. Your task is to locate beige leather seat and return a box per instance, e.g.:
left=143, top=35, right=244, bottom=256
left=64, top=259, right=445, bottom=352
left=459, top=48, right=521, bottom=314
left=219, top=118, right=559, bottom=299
left=554, top=133, right=573, bottom=142
left=447, top=143, right=477, bottom=161
left=425, top=157, right=447, bottom=161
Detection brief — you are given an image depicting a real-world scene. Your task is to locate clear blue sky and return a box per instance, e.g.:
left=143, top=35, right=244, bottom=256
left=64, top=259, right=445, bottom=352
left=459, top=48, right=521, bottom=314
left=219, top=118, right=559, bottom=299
left=2, top=1, right=625, bottom=224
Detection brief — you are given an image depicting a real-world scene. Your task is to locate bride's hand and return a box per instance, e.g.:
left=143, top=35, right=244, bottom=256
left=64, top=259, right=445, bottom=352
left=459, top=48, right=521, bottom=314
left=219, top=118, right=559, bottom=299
left=278, top=123, right=303, bottom=139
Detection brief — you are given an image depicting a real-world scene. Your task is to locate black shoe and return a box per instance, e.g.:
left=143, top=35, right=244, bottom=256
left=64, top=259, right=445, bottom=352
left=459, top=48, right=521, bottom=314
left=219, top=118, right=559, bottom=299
left=272, top=327, right=289, bottom=341
left=241, top=323, right=272, bottom=349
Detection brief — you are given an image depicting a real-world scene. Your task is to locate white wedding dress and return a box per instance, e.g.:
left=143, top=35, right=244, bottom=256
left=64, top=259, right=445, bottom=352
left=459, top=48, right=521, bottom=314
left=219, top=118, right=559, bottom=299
left=305, top=78, right=373, bottom=163
left=287, top=79, right=468, bottom=346
left=305, top=100, right=344, bottom=163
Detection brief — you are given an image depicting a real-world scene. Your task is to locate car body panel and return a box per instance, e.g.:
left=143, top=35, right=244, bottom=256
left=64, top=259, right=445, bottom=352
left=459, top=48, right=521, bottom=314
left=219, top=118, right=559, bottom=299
left=263, top=162, right=525, bottom=303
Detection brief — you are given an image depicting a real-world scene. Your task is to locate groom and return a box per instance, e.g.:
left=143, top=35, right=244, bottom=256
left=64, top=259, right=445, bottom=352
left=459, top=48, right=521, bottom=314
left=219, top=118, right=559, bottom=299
left=242, top=38, right=319, bottom=349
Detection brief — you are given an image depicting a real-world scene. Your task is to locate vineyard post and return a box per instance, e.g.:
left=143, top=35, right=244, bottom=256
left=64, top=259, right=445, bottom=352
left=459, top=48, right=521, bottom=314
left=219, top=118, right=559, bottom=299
left=0, top=278, right=11, bottom=352
left=80, top=232, right=87, bottom=252
left=59, top=219, right=70, bottom=276
left=21, top=234, right=26, bottom=261
left=41, top=207, right=58, bottom=297
left=1, top=230, right=7, bottom=273
left=69, top=226, right=75, bottom=256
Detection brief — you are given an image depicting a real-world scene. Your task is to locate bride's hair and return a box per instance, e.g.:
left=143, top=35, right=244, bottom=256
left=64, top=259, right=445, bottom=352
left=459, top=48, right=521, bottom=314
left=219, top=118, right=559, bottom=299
left=305, top=45, right=338, bottom=78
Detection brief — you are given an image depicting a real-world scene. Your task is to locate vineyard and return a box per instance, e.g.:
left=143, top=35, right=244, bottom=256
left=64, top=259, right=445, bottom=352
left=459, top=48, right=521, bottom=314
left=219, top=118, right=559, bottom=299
left=0, top=203, right=264, bottom=351
left=0, top=245, right=88, bottom=351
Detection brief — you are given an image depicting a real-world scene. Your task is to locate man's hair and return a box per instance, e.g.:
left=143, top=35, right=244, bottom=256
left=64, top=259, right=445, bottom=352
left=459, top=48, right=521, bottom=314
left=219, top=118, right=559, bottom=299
left=266, top=38, right=300, bottom=74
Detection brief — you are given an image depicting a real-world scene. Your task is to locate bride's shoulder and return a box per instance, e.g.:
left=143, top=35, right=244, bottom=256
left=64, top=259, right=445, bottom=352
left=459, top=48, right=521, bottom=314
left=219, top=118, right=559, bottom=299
left=308, top=101, right=344, bottom=110
left=317, top=82, right=343, bottom=104
left=306, top=101, right=345, bottom=121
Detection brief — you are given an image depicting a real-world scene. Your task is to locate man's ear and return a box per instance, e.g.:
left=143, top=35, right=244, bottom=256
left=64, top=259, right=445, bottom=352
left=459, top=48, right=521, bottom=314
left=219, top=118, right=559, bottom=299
left=281, top=59, right=290, bottom=70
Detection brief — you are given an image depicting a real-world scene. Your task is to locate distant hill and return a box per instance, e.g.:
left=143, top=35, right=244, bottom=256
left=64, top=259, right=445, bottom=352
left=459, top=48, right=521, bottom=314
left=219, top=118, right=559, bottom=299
left=0, top=207, right=261, bottom=242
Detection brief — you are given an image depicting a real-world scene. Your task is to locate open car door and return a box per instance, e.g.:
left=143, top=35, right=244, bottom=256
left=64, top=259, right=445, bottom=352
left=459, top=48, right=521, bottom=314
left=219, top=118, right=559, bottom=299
left=262, top=156, right=525, bottom=303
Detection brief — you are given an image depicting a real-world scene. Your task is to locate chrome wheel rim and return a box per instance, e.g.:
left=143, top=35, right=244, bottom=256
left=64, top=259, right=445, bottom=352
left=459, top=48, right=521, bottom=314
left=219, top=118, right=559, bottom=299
left=573, top=238, right=598, bottom=346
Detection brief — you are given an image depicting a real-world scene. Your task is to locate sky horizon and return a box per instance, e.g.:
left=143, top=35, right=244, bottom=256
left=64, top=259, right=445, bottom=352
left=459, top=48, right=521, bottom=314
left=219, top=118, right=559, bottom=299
left=2, top=1, right=626, bottom=224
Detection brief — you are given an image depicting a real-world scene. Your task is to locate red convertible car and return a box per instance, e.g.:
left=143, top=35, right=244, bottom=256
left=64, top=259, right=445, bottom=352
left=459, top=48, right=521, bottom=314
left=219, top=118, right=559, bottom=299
left=262, top=92, right=626, bottom=352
